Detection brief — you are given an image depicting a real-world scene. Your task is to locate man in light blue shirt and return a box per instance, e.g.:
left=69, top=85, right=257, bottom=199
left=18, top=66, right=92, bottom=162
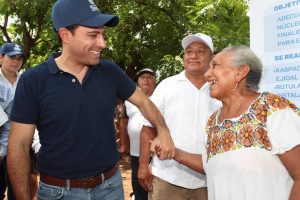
left=0, top=42, right=25, bottom=199
left=0, top=42, right=24, bottom=163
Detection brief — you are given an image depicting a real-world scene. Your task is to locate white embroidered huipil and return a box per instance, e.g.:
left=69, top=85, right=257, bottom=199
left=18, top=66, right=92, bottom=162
left=203, top=92, right=300, bottom=200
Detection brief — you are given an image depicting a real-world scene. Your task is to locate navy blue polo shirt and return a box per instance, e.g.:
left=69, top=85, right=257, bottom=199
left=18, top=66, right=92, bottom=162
left=11, top=52, right=136, bottom=179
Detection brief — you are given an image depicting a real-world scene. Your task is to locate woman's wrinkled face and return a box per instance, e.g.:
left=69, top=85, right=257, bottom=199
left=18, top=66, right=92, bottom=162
left=204, top=51, right=239, bottom=100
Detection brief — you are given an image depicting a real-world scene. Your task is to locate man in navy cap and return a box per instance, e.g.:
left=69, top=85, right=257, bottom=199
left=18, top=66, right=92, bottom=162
left=0, top=42, right=25, bottom=164
left=7, top=0, right=175, bottom=199
left=0, top=42, right=25, bottom=199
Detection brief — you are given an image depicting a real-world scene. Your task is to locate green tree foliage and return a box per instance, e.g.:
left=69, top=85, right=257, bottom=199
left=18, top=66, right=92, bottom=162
left=98, top=0, right=194, bottom=78
left=0, top=0, right=249, bottom=80
left=191, top=0, right=249, bottom=53
left=157, top=55, right=184, bottom=83
left=156, top=0, right=249, bottom=81
left=0, top=0, right=58, bottom=69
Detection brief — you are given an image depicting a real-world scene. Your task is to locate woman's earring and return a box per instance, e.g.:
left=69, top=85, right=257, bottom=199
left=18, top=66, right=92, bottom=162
left=233, top=82, right=238, bottom=92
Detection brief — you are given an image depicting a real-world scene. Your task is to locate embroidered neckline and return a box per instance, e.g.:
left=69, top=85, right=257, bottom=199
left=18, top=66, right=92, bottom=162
left=215, top=92, right=264, bottom=125
left=205, top=92, right=299, bottom=162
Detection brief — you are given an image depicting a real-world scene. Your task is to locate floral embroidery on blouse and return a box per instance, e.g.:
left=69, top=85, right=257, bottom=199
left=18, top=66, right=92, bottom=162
left=220, top=130, right=236, bottom=151
left=237, top=124, right=254, bottom=147
left=205, top=92, right=299, bottom=161
left=255, top=127, right=271, bottom=149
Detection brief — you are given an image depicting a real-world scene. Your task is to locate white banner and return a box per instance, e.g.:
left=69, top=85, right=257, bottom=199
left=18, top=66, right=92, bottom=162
left=250, top=0, right=300, bottom=106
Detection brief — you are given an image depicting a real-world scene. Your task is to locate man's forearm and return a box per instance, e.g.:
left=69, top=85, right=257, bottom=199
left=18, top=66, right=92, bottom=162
left=139, top=126, right=156, bottom=165
left=118, top=117, right=130, bottom=153
left=138, top=98, right=168, bottom=135
left=7, top=144, right=32, bottom=199
left=138, top=126, right=156, bottom=191
left=119, top=118, right=129, bottom=145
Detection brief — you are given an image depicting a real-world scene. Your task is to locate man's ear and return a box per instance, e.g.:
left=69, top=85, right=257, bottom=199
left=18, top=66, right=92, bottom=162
left=58, top=28, right=71, bottom=44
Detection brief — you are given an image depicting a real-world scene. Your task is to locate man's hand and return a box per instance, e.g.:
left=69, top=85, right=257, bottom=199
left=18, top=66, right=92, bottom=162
left=138, top=164, right=153, bottom=192
left=150, top=128, right=175, bottom=160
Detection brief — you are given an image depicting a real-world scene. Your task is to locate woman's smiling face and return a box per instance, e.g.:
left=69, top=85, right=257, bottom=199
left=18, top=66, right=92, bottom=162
left=204, top=51, right=240, bottom=100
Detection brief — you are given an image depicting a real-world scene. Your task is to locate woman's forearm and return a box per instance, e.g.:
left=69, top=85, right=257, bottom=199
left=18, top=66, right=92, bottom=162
left=174, top=148, right=205, bottom=174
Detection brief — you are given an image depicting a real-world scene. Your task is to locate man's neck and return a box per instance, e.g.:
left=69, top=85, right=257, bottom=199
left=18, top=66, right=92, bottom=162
left=185, top=72, right=207, bottom=89
left=55, top=56, right=89, bottom=84
left=141, top=88, right=154, bottom=97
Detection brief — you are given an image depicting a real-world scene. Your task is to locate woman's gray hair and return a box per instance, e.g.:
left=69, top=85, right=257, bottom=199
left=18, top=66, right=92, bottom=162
left=221, top=45, right=262, bottom=91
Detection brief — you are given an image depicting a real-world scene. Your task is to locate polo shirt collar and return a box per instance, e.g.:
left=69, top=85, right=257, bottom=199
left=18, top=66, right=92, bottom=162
left=47, top=52, right=62, bottom=74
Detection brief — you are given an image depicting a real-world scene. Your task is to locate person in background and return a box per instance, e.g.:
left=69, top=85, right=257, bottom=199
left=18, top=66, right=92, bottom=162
left=155, top=45, right=300, bottom=200
left=0, top=57, right=12, bottom=200
left=7, top=0, right=174, bottom=199
left=0, top=61, right=12, bottom=200
left=0, top=42, right=25, bottom=200
left=0, top=42, right=39, bottom=200
left=138, top=33, right=221, bottom=200
left=119, top=68, right=156, bottom=200
left=0, top=42, right=23, bottom=165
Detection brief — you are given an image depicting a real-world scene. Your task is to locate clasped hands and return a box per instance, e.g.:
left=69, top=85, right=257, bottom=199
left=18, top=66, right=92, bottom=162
left=138, top=133, right=175, bottom=192
left=149, top=134, right=176, bottom=160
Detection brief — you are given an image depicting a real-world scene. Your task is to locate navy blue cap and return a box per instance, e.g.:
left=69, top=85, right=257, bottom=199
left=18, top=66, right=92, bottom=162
left=51, top=0, right=119, bottom=32
left=0, top=43, right=25, bottom=57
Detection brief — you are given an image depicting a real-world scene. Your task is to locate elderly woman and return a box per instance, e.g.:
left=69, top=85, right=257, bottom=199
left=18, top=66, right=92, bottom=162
left=154, top=45, right=300, bottom=200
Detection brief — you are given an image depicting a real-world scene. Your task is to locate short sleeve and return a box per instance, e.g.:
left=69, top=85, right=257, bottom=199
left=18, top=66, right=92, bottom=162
left=267, top=108, right=300, bottom=155
left=10, top=71, right=40, bottom=124
left=108, top=61, right=136, bottom=101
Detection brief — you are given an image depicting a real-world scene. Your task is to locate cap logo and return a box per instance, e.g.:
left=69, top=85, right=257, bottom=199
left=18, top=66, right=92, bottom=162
left=14, top=45, right=22, bottom=52
left=88, top=0, right=99, bottom=12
